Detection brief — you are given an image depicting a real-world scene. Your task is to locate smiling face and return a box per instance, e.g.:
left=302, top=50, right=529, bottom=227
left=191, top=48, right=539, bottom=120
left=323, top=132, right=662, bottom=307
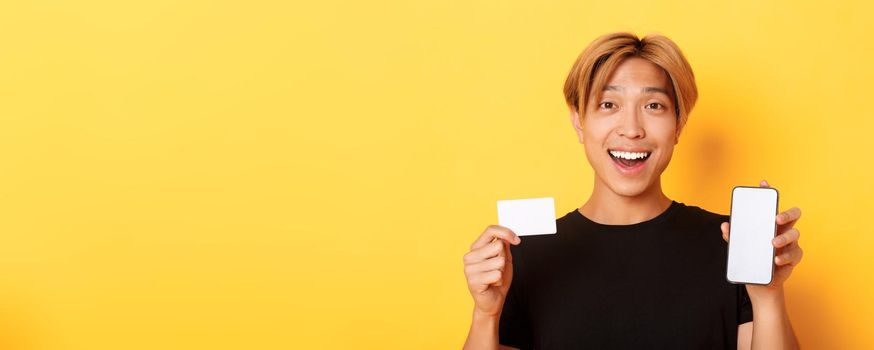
left=571, top=57, right=680, bottom=198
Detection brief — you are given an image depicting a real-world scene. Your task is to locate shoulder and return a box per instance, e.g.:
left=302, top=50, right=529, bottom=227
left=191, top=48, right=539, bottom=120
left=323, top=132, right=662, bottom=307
left=671, top=201, right=729, bottom=227
left=666, top=202, right=730, bottom=250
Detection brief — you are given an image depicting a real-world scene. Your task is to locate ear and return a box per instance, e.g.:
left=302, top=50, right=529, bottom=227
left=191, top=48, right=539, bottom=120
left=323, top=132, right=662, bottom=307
left=570, top=107, right=585, bottom=144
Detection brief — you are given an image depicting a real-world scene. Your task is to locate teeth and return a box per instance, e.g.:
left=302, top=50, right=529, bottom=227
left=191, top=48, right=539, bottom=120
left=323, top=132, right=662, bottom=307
left=609, top=150, right=650, bottom=160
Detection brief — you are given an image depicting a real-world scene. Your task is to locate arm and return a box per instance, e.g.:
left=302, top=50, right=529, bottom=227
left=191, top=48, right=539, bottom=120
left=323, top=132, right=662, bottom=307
left=735, top=288, right=799, bottom=350
left=738, top=322, right=752, bottom=350
left=463, top=311, right=519, bottom=350
left=748, top=289, right=799, bottom=350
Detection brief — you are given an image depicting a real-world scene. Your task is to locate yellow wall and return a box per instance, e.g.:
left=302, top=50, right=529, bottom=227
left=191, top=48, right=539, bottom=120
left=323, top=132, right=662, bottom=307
left=0, top=0, right=871, bottom=348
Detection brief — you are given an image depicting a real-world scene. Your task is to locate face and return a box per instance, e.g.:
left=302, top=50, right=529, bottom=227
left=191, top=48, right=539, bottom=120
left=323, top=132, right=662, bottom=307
left=571, top=57, right=680, bottom=198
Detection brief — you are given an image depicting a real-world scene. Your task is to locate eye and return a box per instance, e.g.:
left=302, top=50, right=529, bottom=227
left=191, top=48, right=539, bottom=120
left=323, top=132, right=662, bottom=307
left=645, top=102, right=665, bottom=110
left=599, top=101, right=616, bottom=110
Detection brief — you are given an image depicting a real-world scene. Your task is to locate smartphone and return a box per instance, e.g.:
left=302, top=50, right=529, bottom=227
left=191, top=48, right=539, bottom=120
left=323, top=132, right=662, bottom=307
left=726, top=186, right=779, bottom=285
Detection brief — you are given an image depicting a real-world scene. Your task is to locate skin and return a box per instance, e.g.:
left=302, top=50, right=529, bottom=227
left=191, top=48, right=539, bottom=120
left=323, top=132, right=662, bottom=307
left=462, top=57, right=803, bottom=350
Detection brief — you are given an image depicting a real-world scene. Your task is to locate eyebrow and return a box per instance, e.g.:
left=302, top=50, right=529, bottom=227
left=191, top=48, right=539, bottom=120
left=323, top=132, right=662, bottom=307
left=604, top=85, right=671, bottom=96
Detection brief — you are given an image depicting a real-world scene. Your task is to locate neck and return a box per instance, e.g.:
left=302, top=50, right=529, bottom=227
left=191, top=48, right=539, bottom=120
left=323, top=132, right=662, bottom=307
left=579, top=177, right=672, bottom=225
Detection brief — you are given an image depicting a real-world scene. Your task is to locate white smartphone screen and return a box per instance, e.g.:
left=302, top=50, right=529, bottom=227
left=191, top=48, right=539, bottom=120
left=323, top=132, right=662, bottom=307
left=726, top=186, right=779, bottom=285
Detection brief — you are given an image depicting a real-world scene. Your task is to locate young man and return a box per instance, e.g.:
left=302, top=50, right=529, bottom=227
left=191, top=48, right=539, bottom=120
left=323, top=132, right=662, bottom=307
left=462, top=33, right=804, bottom=349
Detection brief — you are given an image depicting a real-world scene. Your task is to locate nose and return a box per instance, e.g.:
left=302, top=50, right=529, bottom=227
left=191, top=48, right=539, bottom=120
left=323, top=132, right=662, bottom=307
left=616, top=108, right=645, bottom=139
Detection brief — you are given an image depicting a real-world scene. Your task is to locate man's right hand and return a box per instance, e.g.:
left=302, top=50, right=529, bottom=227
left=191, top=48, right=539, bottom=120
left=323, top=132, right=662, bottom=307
left=463, top=225, right=521, bottom=317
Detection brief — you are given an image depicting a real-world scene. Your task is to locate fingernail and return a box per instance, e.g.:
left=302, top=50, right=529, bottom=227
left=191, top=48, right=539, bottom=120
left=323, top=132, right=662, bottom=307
left=773, top=237, right=784, bottom=246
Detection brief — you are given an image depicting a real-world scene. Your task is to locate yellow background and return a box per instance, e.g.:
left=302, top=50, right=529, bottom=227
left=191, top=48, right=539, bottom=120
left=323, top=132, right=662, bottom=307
left=0, top=0, right=872, bottom=349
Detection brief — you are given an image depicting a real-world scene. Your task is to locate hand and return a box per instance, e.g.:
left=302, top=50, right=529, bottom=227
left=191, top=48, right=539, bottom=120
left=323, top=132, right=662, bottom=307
left=463, top=225, right=521, bottom=317
left=721, top=180, right=804, bottom=296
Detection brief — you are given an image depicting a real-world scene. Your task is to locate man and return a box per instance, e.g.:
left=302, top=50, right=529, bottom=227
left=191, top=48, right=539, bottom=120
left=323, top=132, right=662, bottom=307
left=462, top=32, right=803, bottom=349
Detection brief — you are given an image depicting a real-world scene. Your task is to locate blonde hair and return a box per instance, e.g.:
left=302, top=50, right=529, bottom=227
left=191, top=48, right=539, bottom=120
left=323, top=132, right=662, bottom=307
left=563, top=32, right=698, bottom=130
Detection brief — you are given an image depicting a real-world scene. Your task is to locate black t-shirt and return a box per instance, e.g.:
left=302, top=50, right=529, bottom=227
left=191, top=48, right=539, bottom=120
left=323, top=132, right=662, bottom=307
left=499, top=200, right=753, bottom=349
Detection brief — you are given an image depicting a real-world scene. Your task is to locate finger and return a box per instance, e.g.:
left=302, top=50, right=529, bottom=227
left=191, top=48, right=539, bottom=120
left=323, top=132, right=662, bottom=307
left=496, top=239, right=508, bottom=258
left=793, top=246, right=804, bottom=265
left=463, top=240, right=504, bottom=264
left=777, top=207, right=802, bottom=227
left=502, top=238, right=513, bottom=264
left=470, top=270, right=502, bottom=289
left=775, top=253, right=789, bottom=266
left=775, top=244, right=803, bottom=266
left=464, top=256, right=507, bottom=275
left=471, top=225, right=521, bottom=250
left=760, top=179, right=770, bottom=188
left=774, top=264, right=795, bottom=281
left=493, top=272, right=504, bottom=287
left=772, top=228, right=800, bottom=248
left=721, top=222, right=729, bottom=242
left=493, top=242, right=513, bottom=287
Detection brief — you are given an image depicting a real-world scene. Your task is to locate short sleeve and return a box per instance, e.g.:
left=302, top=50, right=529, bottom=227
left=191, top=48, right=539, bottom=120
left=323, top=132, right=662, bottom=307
left=498, top=268, right=533, bottom=349
left=737, top=284, right=754, bottom=324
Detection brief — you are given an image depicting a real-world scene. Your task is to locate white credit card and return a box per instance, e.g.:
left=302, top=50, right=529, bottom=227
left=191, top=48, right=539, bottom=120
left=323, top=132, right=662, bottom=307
left=497, top=197, right=557, bottom=236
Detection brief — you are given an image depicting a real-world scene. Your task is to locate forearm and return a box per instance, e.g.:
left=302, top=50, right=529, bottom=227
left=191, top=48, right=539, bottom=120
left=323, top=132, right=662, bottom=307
left=463, top=310, right=501, bottom=350
left=750, top=289, right=799, bottom=350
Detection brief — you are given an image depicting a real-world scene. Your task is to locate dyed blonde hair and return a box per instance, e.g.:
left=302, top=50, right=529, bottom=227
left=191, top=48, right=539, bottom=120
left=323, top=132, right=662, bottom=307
left=563, top=32, right=698, bottom=131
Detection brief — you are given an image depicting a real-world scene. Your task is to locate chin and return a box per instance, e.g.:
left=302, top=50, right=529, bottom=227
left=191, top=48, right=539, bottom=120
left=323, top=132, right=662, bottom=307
left=606, top=178, right=653, bottom=198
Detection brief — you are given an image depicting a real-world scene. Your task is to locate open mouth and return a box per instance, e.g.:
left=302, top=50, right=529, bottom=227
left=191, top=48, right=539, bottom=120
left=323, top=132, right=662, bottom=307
left=608, top=149, right=651, bottom=171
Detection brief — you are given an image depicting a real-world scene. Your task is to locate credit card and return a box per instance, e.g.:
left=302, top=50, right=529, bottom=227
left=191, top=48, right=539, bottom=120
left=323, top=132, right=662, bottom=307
left=497, top=197, right=557, bottom=236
